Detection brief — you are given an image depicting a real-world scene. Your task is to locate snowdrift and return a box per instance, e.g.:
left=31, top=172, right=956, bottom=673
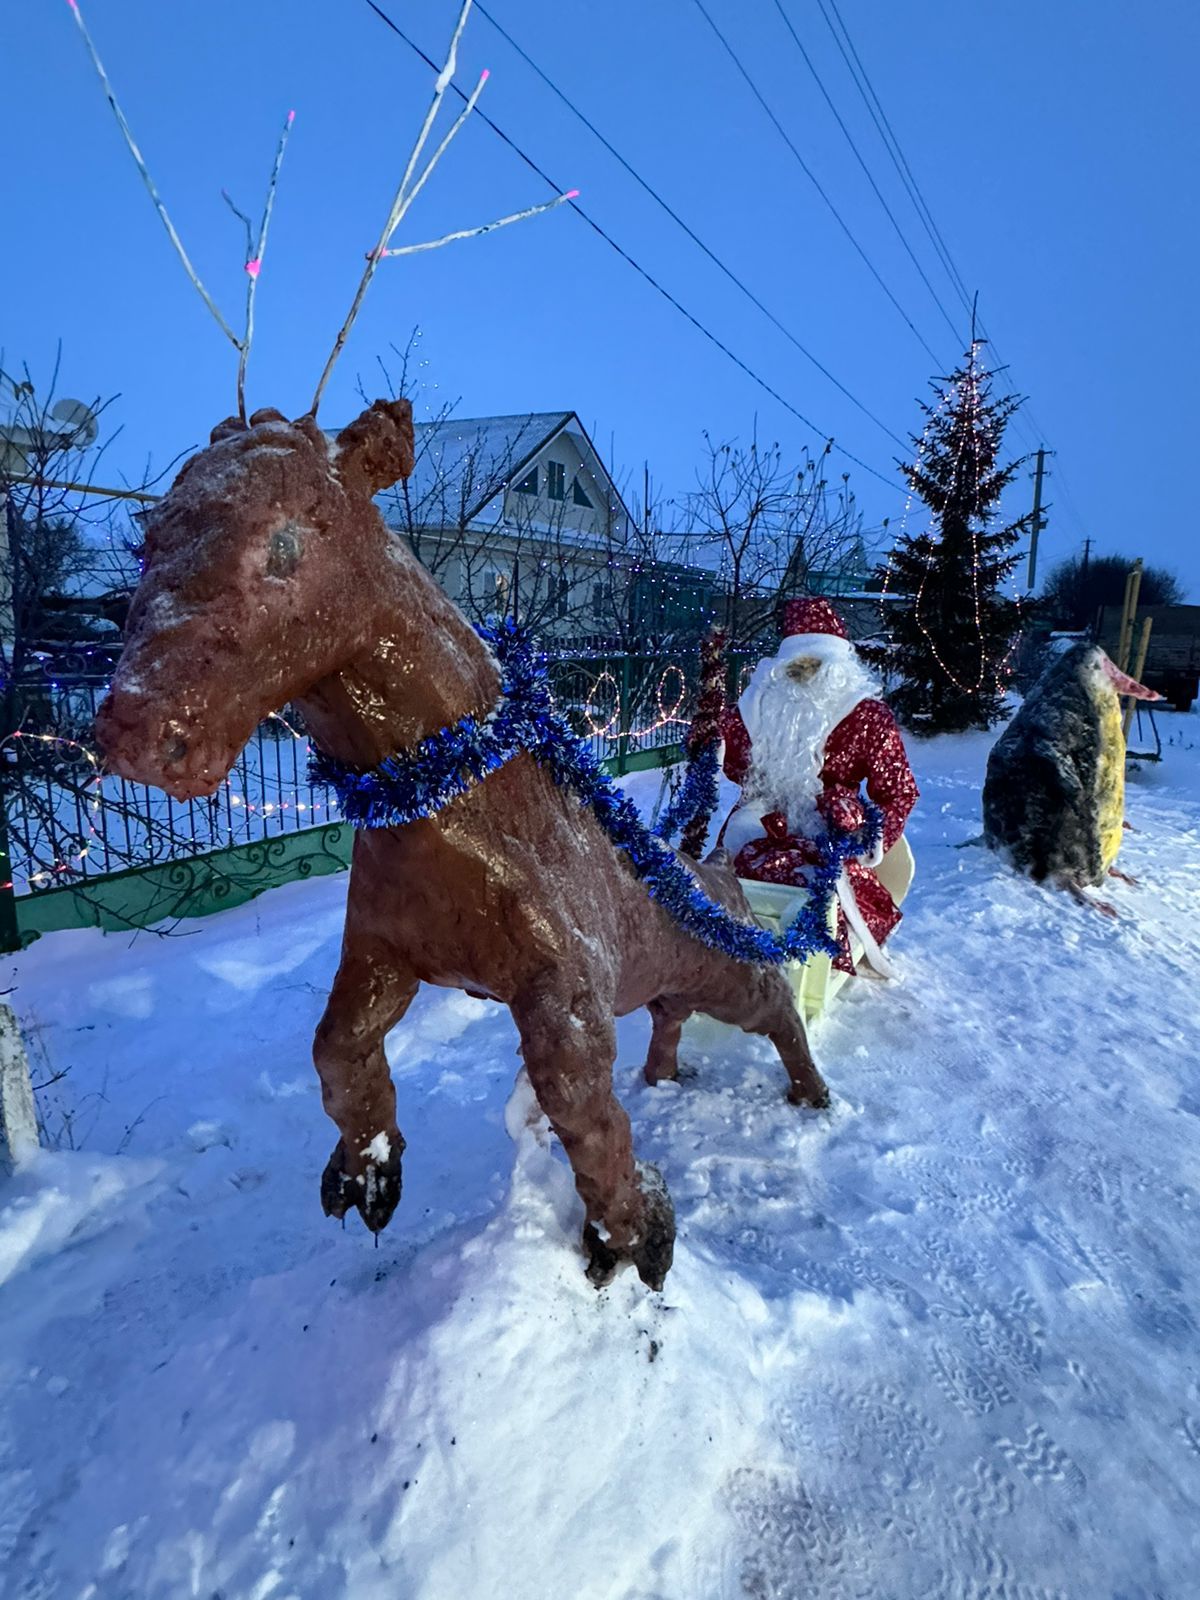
left=2, top=719, right=1199, bottom=1597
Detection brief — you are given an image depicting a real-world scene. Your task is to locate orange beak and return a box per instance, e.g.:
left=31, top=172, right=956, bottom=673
left=1100, top=652, right=1161, bottom=701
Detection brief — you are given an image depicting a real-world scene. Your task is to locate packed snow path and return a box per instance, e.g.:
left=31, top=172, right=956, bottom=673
left=2, top=719, right=1198, bottom=1599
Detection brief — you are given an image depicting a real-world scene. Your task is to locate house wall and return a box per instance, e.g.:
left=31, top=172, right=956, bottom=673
left=501, top=431, right=612, bottom=542
left=455, top=530, right=615, bottom=635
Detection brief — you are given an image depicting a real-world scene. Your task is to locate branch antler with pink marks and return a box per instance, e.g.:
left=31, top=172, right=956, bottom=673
left=67, top=0, right=294, bottom=422
left=309, top=0, right=575, bottom=417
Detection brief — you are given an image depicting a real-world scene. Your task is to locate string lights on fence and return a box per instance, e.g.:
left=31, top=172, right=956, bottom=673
left=580, top=663, right=691, bottom=743
left=2, top=715, right=340, bottom=894
left=2, top=729, right=105, bottom=887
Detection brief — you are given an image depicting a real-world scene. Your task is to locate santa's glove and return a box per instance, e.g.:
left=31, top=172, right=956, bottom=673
left=822, top=787, right=886, bottom=869
left=819, top=786, right=865, bottom=834
left=860, top=833, right=886, bottom=870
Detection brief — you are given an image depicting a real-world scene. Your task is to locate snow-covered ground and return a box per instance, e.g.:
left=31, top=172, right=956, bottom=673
left=2, top=715, right=1199, bottom=1599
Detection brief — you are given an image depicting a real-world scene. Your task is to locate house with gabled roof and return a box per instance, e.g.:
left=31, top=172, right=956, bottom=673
left=375, top=410, right=641, bottom=641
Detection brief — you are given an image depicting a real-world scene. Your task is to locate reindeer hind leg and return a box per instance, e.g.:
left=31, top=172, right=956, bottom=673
left=712, top=968, right=830, bottom=1108
left=643, top=996, right=691, bottom=1087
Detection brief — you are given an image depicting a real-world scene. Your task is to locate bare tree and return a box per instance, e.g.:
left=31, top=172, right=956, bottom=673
left=676, top=429, right=867, bottom=650
left=0, top=360, right=203, bottom=913
left=0, top=357, right=145, bottom=686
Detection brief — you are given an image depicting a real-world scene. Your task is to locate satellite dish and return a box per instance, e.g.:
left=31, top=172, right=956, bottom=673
left=50, top=398, right=99, bottom=447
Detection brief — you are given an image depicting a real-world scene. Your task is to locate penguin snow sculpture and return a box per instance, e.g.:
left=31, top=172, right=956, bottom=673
left=982, top=641, right=1160, bottom=909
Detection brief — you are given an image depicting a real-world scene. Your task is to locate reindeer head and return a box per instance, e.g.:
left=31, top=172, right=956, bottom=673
left=95, top=399, right=414, bottom=798
left=73, top=0, right=570, bottom=797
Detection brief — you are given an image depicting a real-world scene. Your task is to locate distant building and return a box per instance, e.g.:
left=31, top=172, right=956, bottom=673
left=342, top=406, right=881, bottom=650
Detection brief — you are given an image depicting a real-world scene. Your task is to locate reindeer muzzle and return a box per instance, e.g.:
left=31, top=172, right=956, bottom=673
left=94, top=687, right=235, bottom=801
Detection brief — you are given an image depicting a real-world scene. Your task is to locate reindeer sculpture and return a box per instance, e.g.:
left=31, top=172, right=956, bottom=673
left=76, top=0, right=829, bottom=1291
left=95, top=396, right=829, bottom=1288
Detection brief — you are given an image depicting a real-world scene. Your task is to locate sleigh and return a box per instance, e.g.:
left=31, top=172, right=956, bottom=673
left=737, top=835, right=916, bottom=1023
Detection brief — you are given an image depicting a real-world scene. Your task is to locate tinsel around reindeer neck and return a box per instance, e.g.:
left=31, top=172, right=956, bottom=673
left=309, top=623, right=882, bottom=967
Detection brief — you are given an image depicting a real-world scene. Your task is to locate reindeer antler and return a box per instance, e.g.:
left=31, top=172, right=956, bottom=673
left=66, top=0, right=293, bottom=422
left=308, top=0, right=574, bottom=418
left=223, top=110, right=296, bottom=423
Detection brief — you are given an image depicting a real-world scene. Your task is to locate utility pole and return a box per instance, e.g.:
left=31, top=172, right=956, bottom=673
left=1077, top=537, right=1092, bottom=632
left=1026, top=446, right=1047, bottom=591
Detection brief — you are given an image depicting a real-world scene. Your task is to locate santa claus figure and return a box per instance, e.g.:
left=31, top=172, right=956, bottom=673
left=718, top=597, right=918, bottom=977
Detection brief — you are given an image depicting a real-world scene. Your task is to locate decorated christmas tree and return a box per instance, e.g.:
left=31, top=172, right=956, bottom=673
left=876, top=342, right=1029, bottom=733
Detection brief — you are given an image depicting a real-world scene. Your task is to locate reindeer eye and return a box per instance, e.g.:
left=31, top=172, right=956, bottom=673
left=266, top=524, right=302, bottom=579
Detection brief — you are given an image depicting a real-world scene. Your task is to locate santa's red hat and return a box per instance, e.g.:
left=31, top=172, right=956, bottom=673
left=781, top=597, right=848, bottom=641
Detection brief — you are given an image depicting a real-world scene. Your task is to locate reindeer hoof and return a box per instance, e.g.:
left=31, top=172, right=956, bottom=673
left=583, top=1224, right=621, bottom=1288
left=788, top=1079, right=831, bottom=1109
left=320, top=1134, right=405, bottom=1234
left=582, top=1164, right=676, bottom=1291
left=633, top=1171, right=676, bottom=1290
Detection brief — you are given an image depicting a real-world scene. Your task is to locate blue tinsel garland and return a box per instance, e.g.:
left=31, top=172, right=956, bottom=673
left=309, top=623, right=883, bottom=967
left=651, top=738, right=721, bottom=848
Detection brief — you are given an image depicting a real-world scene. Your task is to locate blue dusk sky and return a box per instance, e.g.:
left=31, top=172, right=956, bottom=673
left=5, top=0, right=1198, bottom=595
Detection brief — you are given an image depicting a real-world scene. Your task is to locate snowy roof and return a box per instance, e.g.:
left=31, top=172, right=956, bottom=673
left=356, top=409, right=640, bottom=552
left=650, top=535, right=727, bottom=576
left=649, top=536, right=876, bottom=589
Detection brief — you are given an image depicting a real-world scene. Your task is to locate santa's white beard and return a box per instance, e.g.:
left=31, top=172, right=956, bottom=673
left=735, top=637, right=880, bottom=840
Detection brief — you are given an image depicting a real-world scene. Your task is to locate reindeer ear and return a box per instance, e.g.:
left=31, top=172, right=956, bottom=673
left=209, top=416, right=248, bottom=445
left=334, top=398, right=415, bottom=497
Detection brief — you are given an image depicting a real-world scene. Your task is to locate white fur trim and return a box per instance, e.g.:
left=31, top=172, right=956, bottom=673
left=835, top=867, right=898, bottom=979
left=722, top=802, right=768, bottom=859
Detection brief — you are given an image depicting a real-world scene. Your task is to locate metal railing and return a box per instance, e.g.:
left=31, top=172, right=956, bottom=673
left=1, top=648, right=759, bottom=909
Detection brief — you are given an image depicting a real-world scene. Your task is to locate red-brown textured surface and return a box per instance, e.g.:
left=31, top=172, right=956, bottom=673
left=95, top=399, right=829, bottom=1291
left=720, top=700, right=918, bottom=972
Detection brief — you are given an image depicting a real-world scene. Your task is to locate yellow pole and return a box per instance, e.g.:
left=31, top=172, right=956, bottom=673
left=1122, top=617, right=1154, bottom=740
left=1117, top=559, right=1143, bottom=675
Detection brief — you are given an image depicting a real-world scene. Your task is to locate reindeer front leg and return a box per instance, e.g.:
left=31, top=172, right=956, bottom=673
left=313, top=941, right=418, bottom=1234
left=512, top=972, right=675, bottom=1289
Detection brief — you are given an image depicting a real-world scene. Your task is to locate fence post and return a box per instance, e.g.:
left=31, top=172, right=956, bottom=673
left=0, top=761, right=18, bottom=955
left=616, top=654, right=632, bottom=776
left=0, top=1002, right=39, bottom=1169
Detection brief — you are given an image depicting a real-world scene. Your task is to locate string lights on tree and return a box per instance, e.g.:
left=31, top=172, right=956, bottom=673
left=873, top=339, right=1030, bottom=734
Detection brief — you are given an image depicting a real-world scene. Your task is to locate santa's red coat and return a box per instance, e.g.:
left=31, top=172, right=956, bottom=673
left=719, top=699, right=919, bottom=972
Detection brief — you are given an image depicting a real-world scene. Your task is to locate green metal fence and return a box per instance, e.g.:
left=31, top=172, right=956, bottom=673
left=1, top=647, right=758, bottom=949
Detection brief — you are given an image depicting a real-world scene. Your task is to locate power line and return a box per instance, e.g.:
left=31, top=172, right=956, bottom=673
left=362, top=0, right=901, bottom=491
left=818, top=0, right=973, bottom=321
left=817, top=0, right=1051, bottom=461
left=769, top=0, right=965, bottom=349
left=473, top=1, right=908, bottom=451
left=687, top=0, right=945, bottom=368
